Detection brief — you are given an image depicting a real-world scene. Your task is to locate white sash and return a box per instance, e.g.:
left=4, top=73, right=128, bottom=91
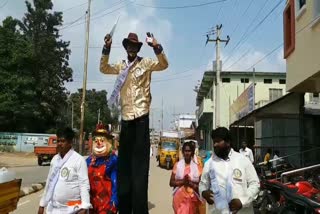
left=108, top=58, right=137, bottom=106
left=209, top=160, right=233, bottom=213
left=45, top=149, right=74, bottom=204
left=173, top=159, right=200, bottom=198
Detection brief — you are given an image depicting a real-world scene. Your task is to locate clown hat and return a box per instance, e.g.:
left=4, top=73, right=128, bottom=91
left=93, top=122, right=114, bottom=139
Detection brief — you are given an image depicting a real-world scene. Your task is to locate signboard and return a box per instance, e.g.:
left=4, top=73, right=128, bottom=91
left=0, top=133, right=54, bottom=152
left=230, top=83, right=255, bottom=123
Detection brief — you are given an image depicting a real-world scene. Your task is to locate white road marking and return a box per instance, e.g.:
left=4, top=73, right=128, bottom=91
left=17, top=200, right=30, bottom=207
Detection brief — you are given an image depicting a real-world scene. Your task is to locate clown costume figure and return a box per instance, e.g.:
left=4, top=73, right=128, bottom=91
left=86, top=123, right=118, bottom=214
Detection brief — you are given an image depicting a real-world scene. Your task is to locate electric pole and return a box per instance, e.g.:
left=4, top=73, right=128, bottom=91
left=79, top=0, right=92, bottom=155
left=97, top=108, right=101, bottom=123
left=161, top=97, right=164, bottom=132
left=71, top=101, right=74, bottom=129
left=206, top=24, right=230, bottom=128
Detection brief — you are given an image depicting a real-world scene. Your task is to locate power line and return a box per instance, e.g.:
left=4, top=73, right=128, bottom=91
left=61, top=2, right=87, bottom=12
left=59, top=0, right=125, bottom=29
left=224, top=48, right=252, bottom=71
left=60, top=14, right=86, bottom=30
left=223, top=0, right=239, bottom=28
left=243, top=13, right=320, bottom=71
left=245, top=43, right=282, bottom=71
left=71, top=73, right=193, bottom=85
left=229, top=0, right=254, bottom=38
left=0, top=0, right=8, bottom=9
left=60, top=1, right=131, bottom=31
left=223, top=0, right=272, bottom=65
left=134, top=0, right=227, bottom=9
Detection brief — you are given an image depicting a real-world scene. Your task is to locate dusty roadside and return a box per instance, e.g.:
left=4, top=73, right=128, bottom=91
left=0, top=152, right=37, bottom=167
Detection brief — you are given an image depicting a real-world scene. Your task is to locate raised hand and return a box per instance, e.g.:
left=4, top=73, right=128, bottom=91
left=104, top=34, right=112, bottom=47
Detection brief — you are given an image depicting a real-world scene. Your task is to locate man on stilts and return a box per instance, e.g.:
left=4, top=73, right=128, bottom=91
left=100, top=31, right=169, bottom=214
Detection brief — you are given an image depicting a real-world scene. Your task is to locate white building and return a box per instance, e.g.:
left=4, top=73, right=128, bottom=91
left=196, top=71, right=287, bottom=149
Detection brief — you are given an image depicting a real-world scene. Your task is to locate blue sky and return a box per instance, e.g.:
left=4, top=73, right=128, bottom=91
left=0, top=0, right=286, bottom=130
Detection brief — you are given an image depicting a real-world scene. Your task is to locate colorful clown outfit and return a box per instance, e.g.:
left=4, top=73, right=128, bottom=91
left=86, top=123, right=118, bottom=214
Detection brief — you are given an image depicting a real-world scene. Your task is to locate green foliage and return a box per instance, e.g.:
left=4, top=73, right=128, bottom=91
left=67, top=89, right=117, bottom=135
left=0, top=0, right=73, bottom=132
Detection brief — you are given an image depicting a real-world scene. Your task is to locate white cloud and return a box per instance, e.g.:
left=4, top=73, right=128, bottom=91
left=221, top=46, right=286, bottom=72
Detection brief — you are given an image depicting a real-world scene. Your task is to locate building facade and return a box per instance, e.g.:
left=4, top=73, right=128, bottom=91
left=196, top=71, right=287, bottom=149
left=284, top=0, right=320, bottom=92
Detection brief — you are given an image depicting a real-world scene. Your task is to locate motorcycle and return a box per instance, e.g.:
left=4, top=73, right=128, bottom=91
left=255, top=166, right=320, bottom=214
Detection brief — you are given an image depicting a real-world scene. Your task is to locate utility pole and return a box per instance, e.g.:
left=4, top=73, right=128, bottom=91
left=71, top=102, right=74, bottom=129
left=206, top=24, right=230, bottom=128
left=97, top=108, right=101, bottom=123
left=79, top=0, right=92, bottom=155
left=161, top=97, right=164, bottom=131
left=253, top=67, right=256, bottom=110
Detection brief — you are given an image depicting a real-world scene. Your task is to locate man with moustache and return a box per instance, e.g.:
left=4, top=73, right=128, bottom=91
left=199, top=127, right=259, bottom=214
left=100, top=32, right=168, bottom=214
left=38, top=127, right=90, bottom=214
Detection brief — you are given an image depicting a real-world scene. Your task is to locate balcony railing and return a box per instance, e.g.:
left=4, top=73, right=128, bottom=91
left=197, top=98, right=213, bottom=119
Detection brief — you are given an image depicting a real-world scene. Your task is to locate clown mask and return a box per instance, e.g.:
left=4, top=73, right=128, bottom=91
left=93, top=136, right=113, bottom=157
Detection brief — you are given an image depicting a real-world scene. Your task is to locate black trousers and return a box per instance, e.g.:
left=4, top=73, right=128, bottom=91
left=118, top=114, right=150, bottom=214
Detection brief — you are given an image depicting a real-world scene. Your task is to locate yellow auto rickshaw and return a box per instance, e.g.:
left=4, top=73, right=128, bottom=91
left=158, top=140, right=179, bottom=169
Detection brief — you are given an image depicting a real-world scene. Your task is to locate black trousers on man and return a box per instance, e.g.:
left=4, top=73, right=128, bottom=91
left=118, top=114, right=150, bottom=214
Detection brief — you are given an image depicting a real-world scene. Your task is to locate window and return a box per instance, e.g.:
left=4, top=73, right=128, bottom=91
left=222, top=78, right=230, bottom=83
left=240, top=78, right=249, bottom=83
left=310, top=93, right=320, bottom=103
left=269, top=89, right=283, bottom=101
left=279, top=79, right=286, bottom=84
left=297, top=0, right=306, bottom=9
left=264, top=79, right=273, bottom=84
left=284, top=0, right=295, bottom=58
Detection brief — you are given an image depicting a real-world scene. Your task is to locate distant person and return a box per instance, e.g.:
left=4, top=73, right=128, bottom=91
left=200, top=127, right=260, bottom=214
left=272, top=150, right=283, bottom=169
left=239, top=141, right=254, bottom=164
left=150, top=145, right=153, bottom=158
left=38, top=127, right=90, bottom=214
left=169, top=141, right=203, bottom=214
left=264, top=148, right=272, bottom=164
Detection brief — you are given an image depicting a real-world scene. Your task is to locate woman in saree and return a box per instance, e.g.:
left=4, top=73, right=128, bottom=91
left=169, top=141, right=203, bottom=214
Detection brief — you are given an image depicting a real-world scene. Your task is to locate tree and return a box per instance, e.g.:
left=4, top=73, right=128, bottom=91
left=0, top=17, right=37, bottom=132
left=67, top=89, right=116, bottom=137
left=0, top=0, right=73, bottom=132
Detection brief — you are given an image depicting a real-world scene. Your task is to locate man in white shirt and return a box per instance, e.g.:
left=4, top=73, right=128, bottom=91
left=199, top=127, right=260, bottom=214
left=38, top=127, right=91, bottom=214
left=239, top=141, right=254, bottom=164
left=272, top=150, right=283, bottom=169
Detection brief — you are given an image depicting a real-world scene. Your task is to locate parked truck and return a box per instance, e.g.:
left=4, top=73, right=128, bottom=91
left=34, top=135, right=57, bottom=166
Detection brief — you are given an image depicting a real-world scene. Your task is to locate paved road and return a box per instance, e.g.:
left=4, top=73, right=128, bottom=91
left=12, top=156, right=174, bottom=213
left=13, top=165, right=50, bottom=188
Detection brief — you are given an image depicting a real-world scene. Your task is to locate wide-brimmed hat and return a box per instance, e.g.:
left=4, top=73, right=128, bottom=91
left=122, top=32, right=143, bottom=50
left=93, top=122, right=113, bottom=140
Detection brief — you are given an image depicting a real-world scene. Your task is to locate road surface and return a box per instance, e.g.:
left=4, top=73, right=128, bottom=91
left=13, top=165, right=50, bottom=188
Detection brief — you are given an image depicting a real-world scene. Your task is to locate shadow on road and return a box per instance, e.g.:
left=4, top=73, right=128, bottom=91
left=148, top=201, right=156, bottom=211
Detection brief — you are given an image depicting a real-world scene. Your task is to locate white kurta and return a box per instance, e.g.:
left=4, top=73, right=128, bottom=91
left=40, top=149, right=91, bottom=213
left=199, top=149, right=260, bottom=214
left=239, top=147, right=254, bottom=164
